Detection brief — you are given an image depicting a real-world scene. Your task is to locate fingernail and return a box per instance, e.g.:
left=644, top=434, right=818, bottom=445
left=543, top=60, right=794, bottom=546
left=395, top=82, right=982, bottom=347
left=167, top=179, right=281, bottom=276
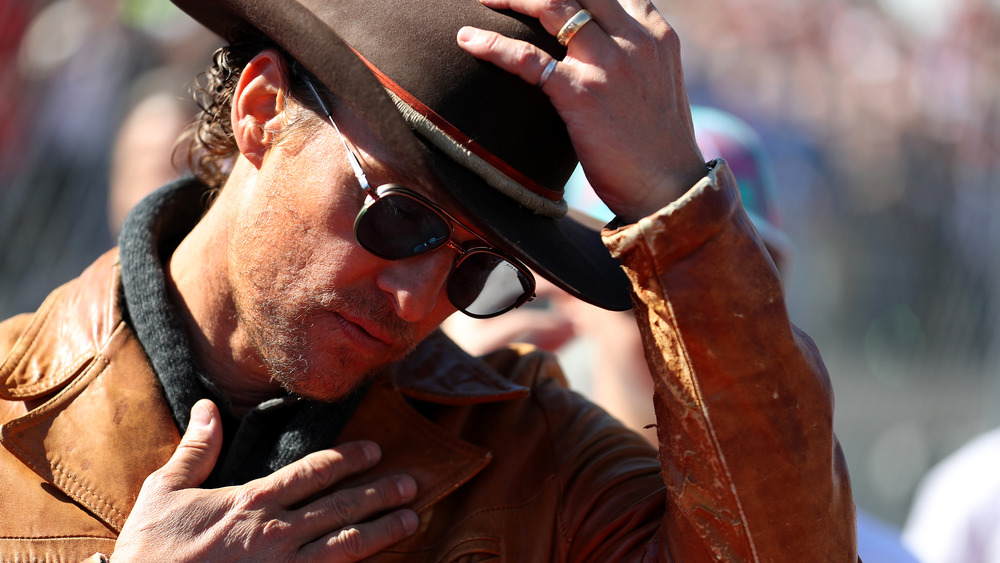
left=401, top=510, right=419, bottom=534
left=363, top=441, right=381, bottom=463
left=190, top=401, right=211, bottom=428
left=397, top=475, right=417, bottom=499
left=456, top=26, right=478, bottom=44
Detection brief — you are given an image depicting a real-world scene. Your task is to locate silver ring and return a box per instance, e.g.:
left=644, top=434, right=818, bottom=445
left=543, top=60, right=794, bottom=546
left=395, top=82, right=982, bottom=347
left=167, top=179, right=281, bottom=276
left=536, top=58, right=557, bottom=88
left=557, top=9, right=594, bottom=47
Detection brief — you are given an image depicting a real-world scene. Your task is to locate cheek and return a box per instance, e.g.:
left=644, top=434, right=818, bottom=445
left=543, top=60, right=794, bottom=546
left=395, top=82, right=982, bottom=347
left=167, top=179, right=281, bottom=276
left=229, top=194, right=364, bottom=300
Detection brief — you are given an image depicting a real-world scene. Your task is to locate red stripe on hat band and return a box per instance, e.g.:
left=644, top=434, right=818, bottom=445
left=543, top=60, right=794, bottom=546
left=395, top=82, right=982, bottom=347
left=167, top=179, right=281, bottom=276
left=350, top=49, right=564, bottom=202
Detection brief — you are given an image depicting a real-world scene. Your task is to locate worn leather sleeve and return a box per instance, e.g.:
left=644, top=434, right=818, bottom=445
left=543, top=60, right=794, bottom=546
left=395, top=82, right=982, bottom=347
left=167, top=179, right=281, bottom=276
left=600, top=160, right=858, bottom=562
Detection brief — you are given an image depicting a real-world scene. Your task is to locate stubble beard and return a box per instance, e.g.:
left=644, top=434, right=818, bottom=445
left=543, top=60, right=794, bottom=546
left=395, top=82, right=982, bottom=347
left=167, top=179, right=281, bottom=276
left=235, top=286, right=420, bottom=402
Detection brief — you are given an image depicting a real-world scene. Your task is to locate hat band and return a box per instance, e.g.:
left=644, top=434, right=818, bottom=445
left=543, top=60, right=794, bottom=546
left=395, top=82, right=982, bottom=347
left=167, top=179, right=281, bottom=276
left=353, top=50, right=568, bottom=218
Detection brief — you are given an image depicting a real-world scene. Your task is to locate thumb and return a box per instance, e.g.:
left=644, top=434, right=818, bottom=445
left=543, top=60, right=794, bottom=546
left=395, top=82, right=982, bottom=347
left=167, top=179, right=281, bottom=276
left=157, top=399, right=223, bottom=489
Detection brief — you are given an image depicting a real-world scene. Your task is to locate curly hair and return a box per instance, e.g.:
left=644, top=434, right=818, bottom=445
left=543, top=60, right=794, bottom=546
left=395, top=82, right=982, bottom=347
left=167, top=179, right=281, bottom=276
left=182, top=27, right=331, bottom=190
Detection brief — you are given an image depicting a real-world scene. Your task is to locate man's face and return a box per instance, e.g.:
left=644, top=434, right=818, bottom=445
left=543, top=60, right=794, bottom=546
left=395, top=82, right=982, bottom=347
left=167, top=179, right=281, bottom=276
left=225, top=112, right=461, bottom=402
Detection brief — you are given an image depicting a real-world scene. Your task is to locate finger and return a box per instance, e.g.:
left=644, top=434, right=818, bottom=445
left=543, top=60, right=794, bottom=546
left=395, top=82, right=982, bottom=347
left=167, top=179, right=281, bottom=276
left=155, top=399, right=223, bottom=489
left=294, top=474, right=418, bottom=538
left=478, top=0, right=631, bottom=37
left=457, top=27, right=563, bottom=90
left=262, top=441, right=383, bottom=507
left=300, top=509, right=419, bottom=562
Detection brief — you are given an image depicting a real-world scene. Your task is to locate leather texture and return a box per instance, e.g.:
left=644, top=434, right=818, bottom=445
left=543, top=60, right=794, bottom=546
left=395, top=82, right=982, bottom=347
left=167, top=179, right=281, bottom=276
left=0, top=160, right=857, bottom=562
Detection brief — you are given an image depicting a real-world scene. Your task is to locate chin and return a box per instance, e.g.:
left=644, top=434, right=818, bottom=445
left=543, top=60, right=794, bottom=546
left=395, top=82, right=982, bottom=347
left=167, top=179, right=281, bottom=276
left=283, top=379, right=372, bottom=403
left=267, top=352, right=382, bottom=403
left=250, top=317, right=419, bottom=402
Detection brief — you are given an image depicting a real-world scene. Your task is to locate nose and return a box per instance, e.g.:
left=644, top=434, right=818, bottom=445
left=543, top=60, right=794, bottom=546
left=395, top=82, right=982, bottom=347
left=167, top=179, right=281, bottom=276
left=375, top=247, right=456, bottom=322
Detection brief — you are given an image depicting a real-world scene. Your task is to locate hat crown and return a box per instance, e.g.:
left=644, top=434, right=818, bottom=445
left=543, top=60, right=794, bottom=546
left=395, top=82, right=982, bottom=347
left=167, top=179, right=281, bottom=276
left=304, top=0, right=576, bottom=198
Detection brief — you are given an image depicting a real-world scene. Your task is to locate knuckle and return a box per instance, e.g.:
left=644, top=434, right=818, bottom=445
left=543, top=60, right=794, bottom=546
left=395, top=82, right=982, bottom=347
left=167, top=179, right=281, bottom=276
left=658, top=25, right=680, bottom=51
left=636, top=20, right=679, bottom=58
left=260, top=517, right=292, bottom=543
left=325, top=490, right=363, bottom=523
left=511, top=43, right=536, bottom=68
left=232, top=486, right=267, bottom=512
left=369, top=481, right=395, bottom=507
left=142, top=469, right=168, bottom=490
left=176, top=430, right=215, bottom=458
left=573, top=62, right=611, bottom=99
left=301, top=452, right=340, bottom=489
left=479, top=31, right=503, bottom=52
left=619, top=27, right=659, bottom=60
left=140, top=468, right=176, bottom=494
left=333, top=526, right=367, bottom=560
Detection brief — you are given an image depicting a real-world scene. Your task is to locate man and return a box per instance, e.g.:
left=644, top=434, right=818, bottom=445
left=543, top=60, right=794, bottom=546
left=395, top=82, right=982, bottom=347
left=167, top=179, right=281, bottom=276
left=0, top=0, right=857, bottom=560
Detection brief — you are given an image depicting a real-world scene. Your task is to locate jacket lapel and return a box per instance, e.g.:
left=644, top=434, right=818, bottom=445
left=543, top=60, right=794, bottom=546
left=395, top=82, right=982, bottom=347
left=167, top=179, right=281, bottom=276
left=338, top=376, right=492, bottom=513
left=336, top=332, right=530, bottom=513
left=1, top=251, right=120, bottom=400
left=0, top=250, right=180, bottom=533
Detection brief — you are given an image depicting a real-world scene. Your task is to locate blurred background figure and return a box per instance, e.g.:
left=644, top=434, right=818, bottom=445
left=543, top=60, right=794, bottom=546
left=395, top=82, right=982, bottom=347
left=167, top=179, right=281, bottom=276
left=904, top=426, right=1000, bottom=562
left=0, top=0, right=214, bottom=314
left=444, top=105, right=920, bottom=563
left=109, top=88, right=194, bottom=236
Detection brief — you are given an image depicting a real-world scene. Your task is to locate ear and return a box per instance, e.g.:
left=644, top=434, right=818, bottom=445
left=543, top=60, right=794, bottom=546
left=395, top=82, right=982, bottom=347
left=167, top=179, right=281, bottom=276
left=232, top=49, right=289, bottom=168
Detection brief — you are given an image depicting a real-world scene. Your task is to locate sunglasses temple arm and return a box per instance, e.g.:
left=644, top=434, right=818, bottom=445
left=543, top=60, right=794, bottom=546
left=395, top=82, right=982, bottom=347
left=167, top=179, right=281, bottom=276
left=302, top=77, right=376, bottom=196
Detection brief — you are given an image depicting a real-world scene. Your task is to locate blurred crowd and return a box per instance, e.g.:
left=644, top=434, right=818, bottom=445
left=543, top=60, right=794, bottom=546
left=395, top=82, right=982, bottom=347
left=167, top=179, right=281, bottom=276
left=0, top=0, right=214, bottom=316
left=668, top=0, right=1000, bottom=361
left=2, top=0, right=999, bottom=550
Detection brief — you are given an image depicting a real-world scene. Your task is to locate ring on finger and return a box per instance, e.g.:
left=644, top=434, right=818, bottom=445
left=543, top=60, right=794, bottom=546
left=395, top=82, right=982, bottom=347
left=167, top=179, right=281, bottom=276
left=557, top=9, right=594, bottom=47
left=536, top=58, right=557, bottom=88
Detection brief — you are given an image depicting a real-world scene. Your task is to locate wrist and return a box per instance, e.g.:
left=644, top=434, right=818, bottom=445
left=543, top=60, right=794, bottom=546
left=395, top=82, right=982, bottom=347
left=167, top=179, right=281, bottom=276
left=612, top=160, right=713, bottom=225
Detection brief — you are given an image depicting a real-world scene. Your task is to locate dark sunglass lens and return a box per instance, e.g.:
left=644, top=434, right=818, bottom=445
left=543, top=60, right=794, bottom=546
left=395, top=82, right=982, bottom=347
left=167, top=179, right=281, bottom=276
left=447, top=251, right=533, bottom=318
left=355, top=193, right=450, bottom=259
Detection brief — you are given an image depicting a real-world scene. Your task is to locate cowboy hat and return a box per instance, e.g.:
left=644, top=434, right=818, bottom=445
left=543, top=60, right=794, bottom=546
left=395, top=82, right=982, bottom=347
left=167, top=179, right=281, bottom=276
left=169, top=0, right=633, bottom=310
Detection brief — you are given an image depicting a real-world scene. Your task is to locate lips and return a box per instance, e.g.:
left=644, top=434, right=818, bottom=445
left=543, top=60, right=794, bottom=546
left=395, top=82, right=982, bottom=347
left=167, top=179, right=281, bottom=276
left=335, top=310, right=394, bottom=349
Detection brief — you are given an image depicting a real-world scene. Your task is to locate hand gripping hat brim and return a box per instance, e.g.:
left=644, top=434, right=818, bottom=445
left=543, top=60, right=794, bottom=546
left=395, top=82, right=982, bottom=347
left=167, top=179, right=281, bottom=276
left=170, top=0, right=633, bottom=310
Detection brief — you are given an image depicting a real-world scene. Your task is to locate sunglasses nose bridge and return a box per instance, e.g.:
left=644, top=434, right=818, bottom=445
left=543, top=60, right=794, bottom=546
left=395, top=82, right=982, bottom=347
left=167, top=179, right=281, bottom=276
left=441, top=239, right=465, bottom=256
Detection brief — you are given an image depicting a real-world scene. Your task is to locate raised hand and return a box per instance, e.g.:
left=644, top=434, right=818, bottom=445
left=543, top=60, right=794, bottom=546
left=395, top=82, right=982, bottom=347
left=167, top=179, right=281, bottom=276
left=457, top=0, right=707, bottom=222
left=112, top=400, right=418, bottom=562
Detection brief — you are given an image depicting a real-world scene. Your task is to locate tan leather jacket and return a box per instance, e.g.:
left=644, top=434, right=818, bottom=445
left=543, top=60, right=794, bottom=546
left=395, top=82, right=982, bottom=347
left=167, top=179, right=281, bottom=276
left=0, top=161, right=857, bottom=562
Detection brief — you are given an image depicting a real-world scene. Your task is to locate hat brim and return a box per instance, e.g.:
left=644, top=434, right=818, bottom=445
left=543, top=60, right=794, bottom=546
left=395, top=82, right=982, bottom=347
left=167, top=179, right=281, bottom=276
left=413, top=137, right=633, bottom=309
left=170, top=0, right=633, bottom=310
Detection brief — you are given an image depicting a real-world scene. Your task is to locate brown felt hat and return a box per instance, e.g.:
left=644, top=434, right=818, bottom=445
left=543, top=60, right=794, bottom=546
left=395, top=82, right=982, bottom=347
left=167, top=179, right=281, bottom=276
left=169, top=0, right=632, bottom=310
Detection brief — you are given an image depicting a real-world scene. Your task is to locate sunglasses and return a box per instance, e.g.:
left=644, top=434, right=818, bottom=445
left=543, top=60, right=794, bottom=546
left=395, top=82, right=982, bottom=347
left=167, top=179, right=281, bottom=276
left=302, top=78, right=536, bottom=318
